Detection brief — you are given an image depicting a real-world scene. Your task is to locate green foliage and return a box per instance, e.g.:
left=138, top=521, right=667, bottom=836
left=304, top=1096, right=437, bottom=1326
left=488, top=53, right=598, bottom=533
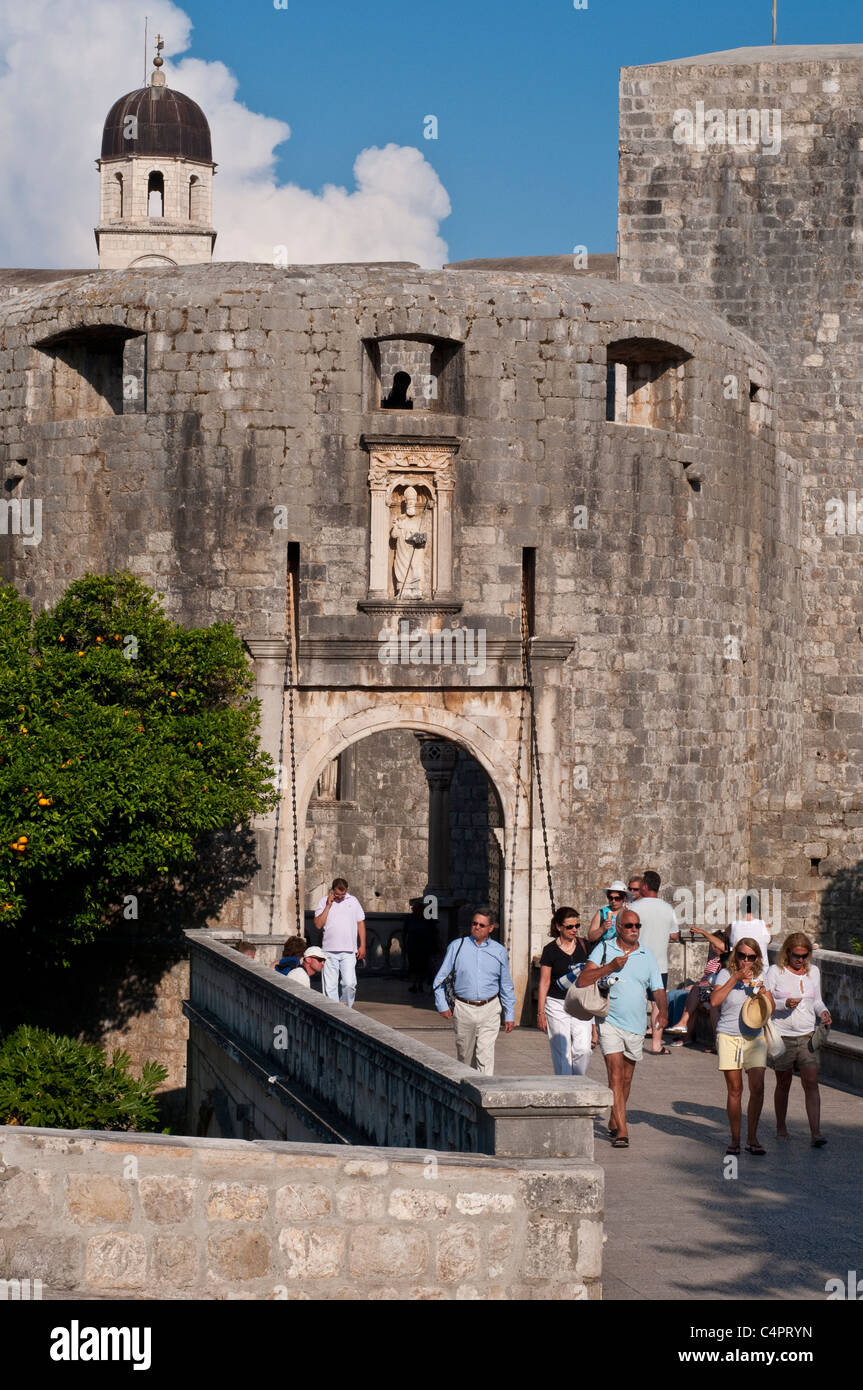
left=849, top=937, right=863, bottom=957
left=0, top=1025, right=168, bottom=1131
left=0, top=572, right=277, bottom=961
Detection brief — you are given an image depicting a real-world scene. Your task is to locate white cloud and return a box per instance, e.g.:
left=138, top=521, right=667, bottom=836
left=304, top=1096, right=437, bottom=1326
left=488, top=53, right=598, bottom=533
left=0, top=0, right=450, bottom=269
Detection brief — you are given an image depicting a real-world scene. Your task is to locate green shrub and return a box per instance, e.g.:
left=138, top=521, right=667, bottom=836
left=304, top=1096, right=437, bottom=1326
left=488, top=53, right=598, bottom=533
left=0, top=1025, right=168, bottom=1131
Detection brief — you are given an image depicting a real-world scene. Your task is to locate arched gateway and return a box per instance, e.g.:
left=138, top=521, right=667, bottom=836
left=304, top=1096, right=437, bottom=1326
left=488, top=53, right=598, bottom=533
left=285, top=691, right=532, bottom=1011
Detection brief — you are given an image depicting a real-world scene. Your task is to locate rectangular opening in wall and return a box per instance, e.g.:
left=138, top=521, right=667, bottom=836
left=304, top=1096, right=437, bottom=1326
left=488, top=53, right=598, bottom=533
left=32, top=327, right=146, bottom=421
left=364, top=335, right=464, bottom=413
left=606, top=339, right=691, bottom=430
left=522, top=547, right=536, bottom=639
left=287, top=541, right=300, bottom=669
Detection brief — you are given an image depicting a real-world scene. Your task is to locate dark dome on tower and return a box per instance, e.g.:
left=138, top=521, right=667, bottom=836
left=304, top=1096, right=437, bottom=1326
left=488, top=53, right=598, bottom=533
left=101, top=86, right=213, bottom=163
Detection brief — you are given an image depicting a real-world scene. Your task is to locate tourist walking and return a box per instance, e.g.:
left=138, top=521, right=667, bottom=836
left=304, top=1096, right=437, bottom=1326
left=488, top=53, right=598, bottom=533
left=627, top=875, right=643, bottom=905
left=577, top=908, right=667, bottom=1148
left=712, top=938, right=775, bottom=1155
left=537, top=907, right=592, bottom=1075
left=313, top=877, right=366, bottom=1007
left=765, top=933, right=831, bottom=1147
left=433, top=907, right=515, bottom=1073
left=587, top=881, right=630, bottom=943
left=633, top=870, right=679, bottom=1055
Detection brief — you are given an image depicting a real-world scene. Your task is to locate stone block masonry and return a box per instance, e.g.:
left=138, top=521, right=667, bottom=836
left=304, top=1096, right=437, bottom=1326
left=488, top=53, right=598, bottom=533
left=0, top=1127, right=604, bottom=1300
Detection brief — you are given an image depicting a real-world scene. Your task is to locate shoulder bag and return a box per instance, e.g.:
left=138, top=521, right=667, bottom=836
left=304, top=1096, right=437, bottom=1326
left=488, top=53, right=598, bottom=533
left=565, top=941, right=611, bottom=1021
left=440, top=936, right=466, bottom=1011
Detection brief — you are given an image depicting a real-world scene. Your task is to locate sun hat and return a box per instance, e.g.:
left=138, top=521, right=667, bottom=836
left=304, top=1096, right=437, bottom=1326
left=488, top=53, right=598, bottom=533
left=303, top=946, right=328, bottom=961
left=607, top=880, right=629, bottom=895
left=741, top=991, right=774, bottom=1030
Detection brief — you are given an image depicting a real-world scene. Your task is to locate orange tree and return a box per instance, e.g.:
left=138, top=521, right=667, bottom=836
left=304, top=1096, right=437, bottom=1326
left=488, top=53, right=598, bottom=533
left=0, top=573, right=277, bottom=963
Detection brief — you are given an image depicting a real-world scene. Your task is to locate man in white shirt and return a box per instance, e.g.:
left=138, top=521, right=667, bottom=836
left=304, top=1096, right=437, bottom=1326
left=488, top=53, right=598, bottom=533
left=284, top=946, right=328, bottom=988
left=313, top=877, right=366, bottom=1007
left=632, top=870, right=679, bottom=1055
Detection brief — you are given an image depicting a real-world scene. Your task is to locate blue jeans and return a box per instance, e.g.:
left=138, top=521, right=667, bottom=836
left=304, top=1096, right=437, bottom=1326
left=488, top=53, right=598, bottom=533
left=323, top=950, right=357, bottom=1007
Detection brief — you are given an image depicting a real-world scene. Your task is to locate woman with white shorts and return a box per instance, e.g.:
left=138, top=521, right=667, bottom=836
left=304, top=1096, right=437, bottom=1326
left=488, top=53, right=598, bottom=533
left=537, top=906, right=593, bottom=1075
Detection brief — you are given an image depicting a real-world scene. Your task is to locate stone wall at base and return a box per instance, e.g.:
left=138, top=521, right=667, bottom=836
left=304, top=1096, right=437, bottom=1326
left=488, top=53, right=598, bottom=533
left=0, top=1127, right=604, bottom=1300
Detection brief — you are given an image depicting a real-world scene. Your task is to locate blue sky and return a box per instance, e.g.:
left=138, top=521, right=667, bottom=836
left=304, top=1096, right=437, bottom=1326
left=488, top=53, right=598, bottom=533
left=176, top=0, right=863, bottom=262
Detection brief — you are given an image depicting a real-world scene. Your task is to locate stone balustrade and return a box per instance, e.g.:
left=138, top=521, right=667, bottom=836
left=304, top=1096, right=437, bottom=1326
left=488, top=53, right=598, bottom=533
left=184, top=931, right=611, bottom=1157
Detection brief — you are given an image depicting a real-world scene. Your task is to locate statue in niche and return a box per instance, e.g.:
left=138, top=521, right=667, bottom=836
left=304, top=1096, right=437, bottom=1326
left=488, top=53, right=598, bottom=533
left=390, top=485, right=430, bottom=599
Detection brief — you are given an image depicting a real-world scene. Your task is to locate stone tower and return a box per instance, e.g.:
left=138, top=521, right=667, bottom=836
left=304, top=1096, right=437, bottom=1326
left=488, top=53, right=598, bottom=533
left=617, top=45, right=863, bottom=935
left=95, top=38, right=216, bottom=269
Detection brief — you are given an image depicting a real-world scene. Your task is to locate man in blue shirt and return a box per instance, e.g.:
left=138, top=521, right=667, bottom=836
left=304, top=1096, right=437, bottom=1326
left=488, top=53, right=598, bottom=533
left=433, top=907, right=516, bottom=1073
left=579, top=908, right=667, bottom=1148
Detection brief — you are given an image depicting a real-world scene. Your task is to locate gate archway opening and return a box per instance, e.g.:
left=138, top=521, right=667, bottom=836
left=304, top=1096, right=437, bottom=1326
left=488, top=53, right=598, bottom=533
left=303, top=729, right=505, bottom=976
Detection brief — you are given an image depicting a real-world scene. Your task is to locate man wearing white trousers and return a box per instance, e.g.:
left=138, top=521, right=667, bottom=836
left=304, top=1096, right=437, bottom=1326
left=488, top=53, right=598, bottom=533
left=314, top=877, right=366, bottom=1007
left=433, top=908, right=515, bottom=1073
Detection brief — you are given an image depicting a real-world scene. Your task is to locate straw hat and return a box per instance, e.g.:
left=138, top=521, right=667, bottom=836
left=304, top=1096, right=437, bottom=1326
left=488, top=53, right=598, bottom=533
left=741, top=990, right=774, bottom=1030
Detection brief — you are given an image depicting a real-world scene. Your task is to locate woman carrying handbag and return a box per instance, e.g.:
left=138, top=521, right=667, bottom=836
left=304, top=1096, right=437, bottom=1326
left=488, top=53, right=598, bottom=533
left=537, top=907, right=593, bottom=1075
left=765, top=933, right=831, bottom=1148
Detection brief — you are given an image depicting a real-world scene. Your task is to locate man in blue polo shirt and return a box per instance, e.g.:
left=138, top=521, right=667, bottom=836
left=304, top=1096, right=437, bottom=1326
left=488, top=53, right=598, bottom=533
left=433, top=907, right=515, bottom=1073
left=580, top=908, right=667, bottom=1148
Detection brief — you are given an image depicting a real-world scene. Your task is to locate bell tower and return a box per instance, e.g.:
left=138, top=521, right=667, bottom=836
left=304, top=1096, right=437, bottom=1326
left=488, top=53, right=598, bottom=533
left=95, top=37, right=217, bottom=269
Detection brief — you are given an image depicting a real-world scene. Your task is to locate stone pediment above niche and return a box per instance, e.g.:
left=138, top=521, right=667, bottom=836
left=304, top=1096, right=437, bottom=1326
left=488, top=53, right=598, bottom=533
left=360, top=434, right=460, bottom=611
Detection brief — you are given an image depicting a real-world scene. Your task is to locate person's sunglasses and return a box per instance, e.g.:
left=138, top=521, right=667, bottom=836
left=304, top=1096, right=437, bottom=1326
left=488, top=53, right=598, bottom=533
left=608, top=893, right=624, bottom=900
left=737, top=952, right=757, bottom=960
left=790, top=952, right=809, bottom=960
left=622, top=923, right=641, bottom=929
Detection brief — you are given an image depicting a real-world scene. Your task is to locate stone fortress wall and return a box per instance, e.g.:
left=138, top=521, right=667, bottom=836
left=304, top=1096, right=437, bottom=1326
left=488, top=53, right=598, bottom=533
left=0, top=257, right=800, bottom=1005
left=618, top=45, right=863, bottom=940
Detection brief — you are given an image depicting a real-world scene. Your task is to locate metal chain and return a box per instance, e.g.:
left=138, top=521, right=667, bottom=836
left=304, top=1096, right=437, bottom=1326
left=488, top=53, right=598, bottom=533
left=523, top=583, right=556, bottom=919
left=268, top=567, right=302, bottom=939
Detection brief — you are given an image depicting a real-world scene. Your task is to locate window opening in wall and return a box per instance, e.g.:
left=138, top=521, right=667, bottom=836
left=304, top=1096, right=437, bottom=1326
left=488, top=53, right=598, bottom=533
left=682, top=462, right=701, bottom=493
left=115, top=172, right=124, bottom=218
left=33, top=328, right=147, bottom=420
left=522, top=547, right=536, bottom=639
left=147, top=171, right=165, bottom=217
left=809, top=858, right=821, bottom=876
left=606, top=339, right=691, bottom=430
left=364, top=336, right=464, bottom=414
left=748, top=373, right=772, bottom=430
left=4, top=461, right=27, bottom=493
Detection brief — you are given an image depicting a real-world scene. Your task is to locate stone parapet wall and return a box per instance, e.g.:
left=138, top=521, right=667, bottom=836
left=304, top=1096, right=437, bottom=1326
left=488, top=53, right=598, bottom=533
left=0, top=1127, right=603, bottom=1299
left=185, top=932, right=612, bottom=1155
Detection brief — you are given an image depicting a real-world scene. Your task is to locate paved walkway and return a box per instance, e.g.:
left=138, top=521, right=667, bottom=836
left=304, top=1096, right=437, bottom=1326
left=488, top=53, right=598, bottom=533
left=355, top=981, right=863, bottom=1301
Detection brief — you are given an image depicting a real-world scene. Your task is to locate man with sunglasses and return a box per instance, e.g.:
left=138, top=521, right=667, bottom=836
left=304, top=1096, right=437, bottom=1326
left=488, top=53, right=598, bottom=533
left=433, top=907, right=515, bottom=1073
left=579, top=908, right=667, bottom=1148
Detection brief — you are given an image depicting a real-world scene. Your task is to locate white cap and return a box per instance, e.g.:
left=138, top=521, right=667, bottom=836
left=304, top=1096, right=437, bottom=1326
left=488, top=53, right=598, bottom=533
left=303, top=947, right=328, bottom=961
left=607, top=880, right=628, bottom=894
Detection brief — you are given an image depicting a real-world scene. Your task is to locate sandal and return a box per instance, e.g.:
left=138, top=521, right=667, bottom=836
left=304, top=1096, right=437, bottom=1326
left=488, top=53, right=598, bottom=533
left=811, top=1136, right=828, bottom=1148
left=745, top=1143, right=766, bottom=1156
left=611, top=1136, right=629, bottom=1148
left=608, top=1123, right=619, bottom=1137
left=725, top=1145, right=740, bottom=1156
left=647, top=1046, right=671, bottom=1055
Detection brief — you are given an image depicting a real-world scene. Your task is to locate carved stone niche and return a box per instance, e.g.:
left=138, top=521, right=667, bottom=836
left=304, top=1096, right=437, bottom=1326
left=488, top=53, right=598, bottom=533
left=361, top=435, right=460, bottom=612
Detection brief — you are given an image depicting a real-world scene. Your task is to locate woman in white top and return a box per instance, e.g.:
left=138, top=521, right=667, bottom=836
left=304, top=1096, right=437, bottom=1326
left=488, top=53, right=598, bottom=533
left=764, top=933, right=831, bottom=1148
